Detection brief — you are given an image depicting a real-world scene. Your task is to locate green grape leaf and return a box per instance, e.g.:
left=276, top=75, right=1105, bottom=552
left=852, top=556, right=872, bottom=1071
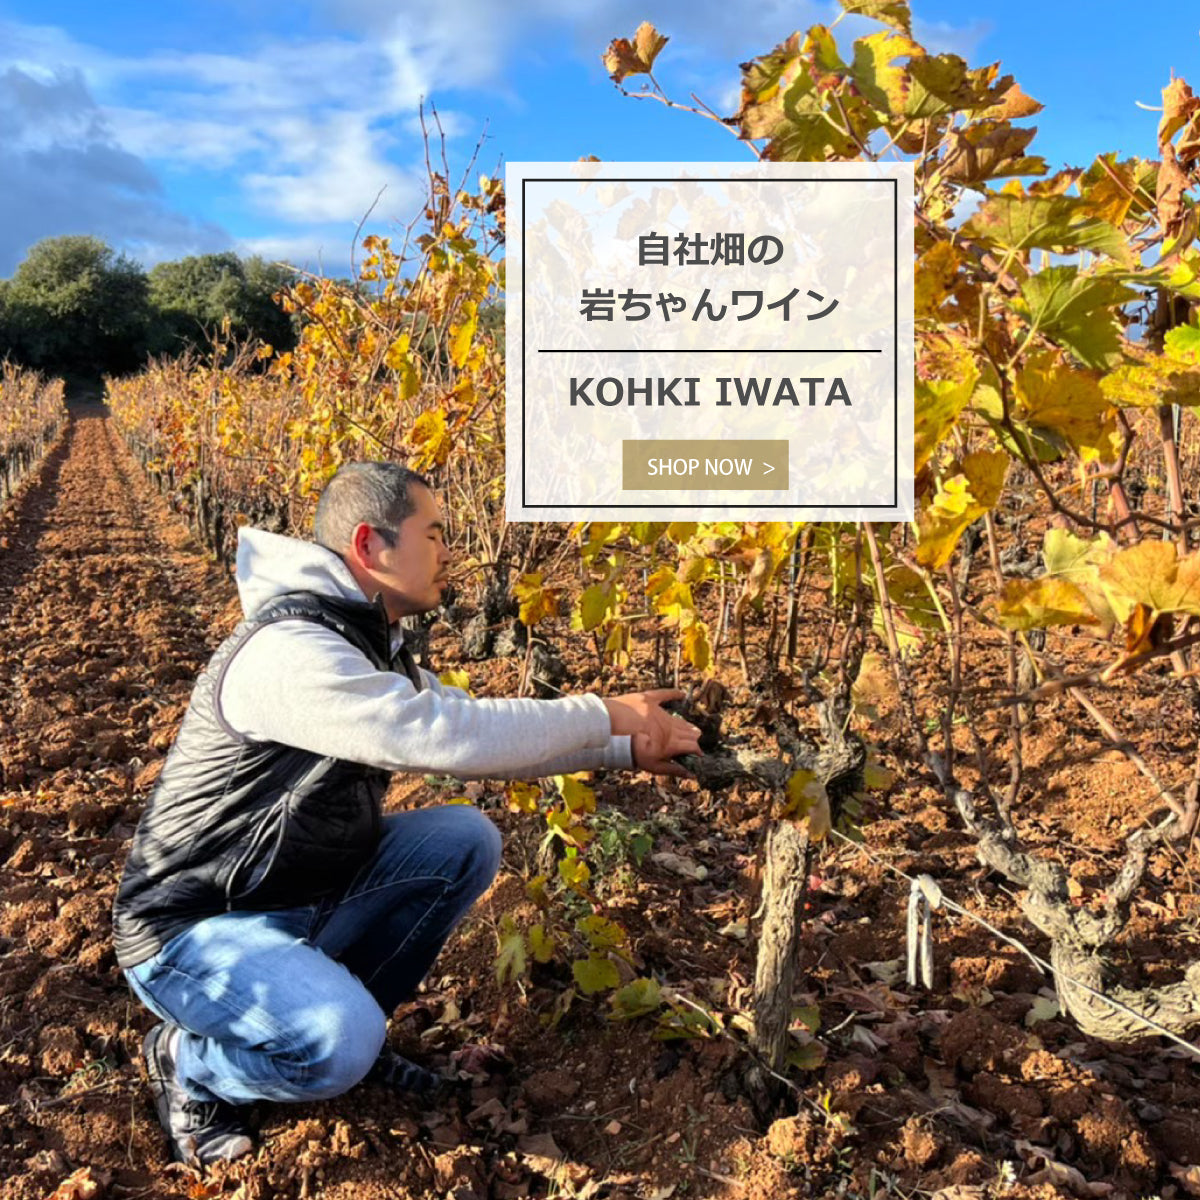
left=792, top=1004, right=822, bottom=1033
left=529, top=923, right=556, bottom=964
left=572, top=954, right=620, bottom=995
left=786, top=1039, right=827, bottom=1071
left=963, top=192, right=1133, bottom=265
left=496, top=918, right=527, bottom=984
left=610, top=977, right=663, bottom=1020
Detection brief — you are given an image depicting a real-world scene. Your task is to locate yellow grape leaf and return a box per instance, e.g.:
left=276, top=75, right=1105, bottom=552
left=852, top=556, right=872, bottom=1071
left=575, top=584, right=613, bottom=632
left=1160, top=76, right=1200, bottom=145
left=406, top=408, right=452, bottom=469
left=915, top=378, right=975, bottom=471
left=871, top=563, right=940, bottom=655
left=578, top=914, right=626, bottom=950
left=572, top=954, right=620, bottom=995
left=604, top=621, right=630, bottom=668
left=838, top=0, right=912, bottom=34
left=679, top=555, right=715, bottom=585
left=996, top=577, right=1099, bottom=631
left=627, top=521, right=667, bottom=546
left=496, top=917, right=526, bottom=984
left=1098, top=541, right=1200, bottom=624
left=602, top=21, right=668, bottom=83
left=1080, top=155, right=1139, bottom=226
left=783, top=769, right=831, bottom=840
left=915, top=330, right=978, bottom=469
left=610, top=977, right=663, bottom=1020
left=914, top=449, right=1008, bottom=568
left=558, top=774, right=597, bottom=814
left=666, top=521, right=698, bottom=543
left=1043, top=527, right=1114, bottom=578
left=963, top=192, right=1133, bottom=265
left=915, top=241, right=964, bottom=320
left=558, top=855, right=592, bottom=890
left=546, top=808, right=592, bottom=848
left=633, top=20, right=669, bottom=68
left=735, top=547, right=777, bottom=617
left=1100, top=353, right=1200, bottom=409
left=1013, top=352, right=1118, bottom=462
left=862, top=755, right=895, bottom=790
left=681, top=617, right=712, bottom=672
left=438, top=667, right=471, bottom=692
left=851, top=651, right=894, bottom=723
left=514, top=572, right=560, bottom=626
left=506, top=781, right=541, bottom=814
left=525, top=874, right=551, bottom=908
left=1015, top=270, right=1134, bottom=372
left=1165, top=325, right=1200, bottom=363
left=449, top=302, right=478, bottom=370
left=529, top=923, right=556, bottom=964
left=980, top=82, right=1043, bottom=120
left=736, top=31, right=868, bottom=160
left=1041, top=527, right=1116, bottom=630
left=384, top=332, right=411, bottom=370
left=849, top=30, right=921, bottom=116
left=786, top=1040, right=827, bottom=1071
left=1122, top=602, right=1168, bottom=661
left=941, top=120, right=1044, bottom=187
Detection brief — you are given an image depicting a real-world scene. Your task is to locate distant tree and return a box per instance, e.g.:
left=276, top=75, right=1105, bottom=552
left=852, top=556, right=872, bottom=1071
left=479, top=299, right=505, bottom=355
left=147, top=253, right=296, bottom=357
left=4, top=236, right=151, bottom=375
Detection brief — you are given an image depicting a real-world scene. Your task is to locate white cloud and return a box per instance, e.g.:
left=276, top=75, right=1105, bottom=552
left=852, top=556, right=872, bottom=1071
left=0, top=15, right=448, bottom=269
left=0, top=64, right=227, bottom=274
left=242, top=112, right=426, bottom=225
left=0, top=0, right=991, bottom=277
left=233, top=231, right=345, bottom=272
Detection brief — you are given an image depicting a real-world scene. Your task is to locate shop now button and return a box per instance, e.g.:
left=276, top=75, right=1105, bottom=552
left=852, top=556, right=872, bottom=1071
left=623, top=440, right=789, bottom=491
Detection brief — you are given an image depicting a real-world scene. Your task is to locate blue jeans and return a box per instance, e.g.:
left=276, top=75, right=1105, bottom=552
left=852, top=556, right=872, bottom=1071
left=125, top=805, right=501, bottom=1106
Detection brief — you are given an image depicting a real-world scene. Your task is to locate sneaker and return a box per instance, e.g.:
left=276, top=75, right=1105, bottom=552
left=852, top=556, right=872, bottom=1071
left=143, top=1023, right=254, bottom=1166
left=368, top=1047, right=462, bottom=1105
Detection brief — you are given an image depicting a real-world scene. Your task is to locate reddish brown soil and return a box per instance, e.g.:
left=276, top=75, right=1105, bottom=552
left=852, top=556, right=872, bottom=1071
left=1, top=406, right=1198, bottom=1200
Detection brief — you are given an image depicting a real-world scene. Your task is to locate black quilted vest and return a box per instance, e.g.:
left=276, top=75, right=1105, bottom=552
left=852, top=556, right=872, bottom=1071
left=112, top=590, right=422, bottom=969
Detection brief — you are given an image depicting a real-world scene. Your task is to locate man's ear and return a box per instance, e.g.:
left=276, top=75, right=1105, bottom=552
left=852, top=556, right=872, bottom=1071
left=348, top=522, right=375, bottom=567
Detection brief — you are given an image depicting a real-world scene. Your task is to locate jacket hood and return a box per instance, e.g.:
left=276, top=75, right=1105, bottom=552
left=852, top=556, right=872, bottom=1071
left=235, top=527, right=367, bottom=619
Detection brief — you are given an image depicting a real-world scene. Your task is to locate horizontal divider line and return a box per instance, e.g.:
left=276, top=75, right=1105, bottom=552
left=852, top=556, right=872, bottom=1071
left=535, top=348, right=883, bottom=353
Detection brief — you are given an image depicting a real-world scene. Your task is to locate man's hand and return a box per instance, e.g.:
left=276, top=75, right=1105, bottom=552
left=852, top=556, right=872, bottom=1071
left=602, top=689, right=703, bottom=778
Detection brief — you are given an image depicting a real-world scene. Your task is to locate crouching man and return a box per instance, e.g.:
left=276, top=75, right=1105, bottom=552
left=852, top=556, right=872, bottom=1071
left=112, top=461, right=701, bottom=1166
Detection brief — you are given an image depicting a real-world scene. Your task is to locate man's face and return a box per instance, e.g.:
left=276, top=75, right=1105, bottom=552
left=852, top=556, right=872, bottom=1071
left=362, top=484, right=451, bottom=621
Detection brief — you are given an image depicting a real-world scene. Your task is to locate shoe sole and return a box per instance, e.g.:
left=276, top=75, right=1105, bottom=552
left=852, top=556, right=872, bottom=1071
left=143, top=1024, right=184, bottom=1160
left=142, top=1024, right=253, bottom=1166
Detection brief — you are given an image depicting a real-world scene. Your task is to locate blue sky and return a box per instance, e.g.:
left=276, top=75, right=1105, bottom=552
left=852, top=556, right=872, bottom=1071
left=0, top=1, right=1196, bottom=277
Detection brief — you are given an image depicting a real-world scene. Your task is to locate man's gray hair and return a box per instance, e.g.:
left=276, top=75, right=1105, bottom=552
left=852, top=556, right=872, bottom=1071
left=313, top=461, right=431, bottom=550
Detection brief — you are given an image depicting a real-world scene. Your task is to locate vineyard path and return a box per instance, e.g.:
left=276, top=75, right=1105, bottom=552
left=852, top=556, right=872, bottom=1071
left=0, top=403, right=260, bottom=1193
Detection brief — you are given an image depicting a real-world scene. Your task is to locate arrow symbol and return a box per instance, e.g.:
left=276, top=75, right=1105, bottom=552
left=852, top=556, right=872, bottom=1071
left=762, top=462, right=775, bottom=474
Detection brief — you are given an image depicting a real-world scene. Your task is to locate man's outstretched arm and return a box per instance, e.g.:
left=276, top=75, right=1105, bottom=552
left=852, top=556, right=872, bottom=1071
left=220, top=621, right=700, bottom=779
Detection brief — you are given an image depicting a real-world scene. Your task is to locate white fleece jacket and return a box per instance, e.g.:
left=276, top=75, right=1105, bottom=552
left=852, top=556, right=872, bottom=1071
left=218, top=528, right=632, bottom=779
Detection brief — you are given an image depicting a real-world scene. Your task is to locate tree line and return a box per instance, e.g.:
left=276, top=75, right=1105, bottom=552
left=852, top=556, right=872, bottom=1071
left=0, top=236, right=299, bottom=380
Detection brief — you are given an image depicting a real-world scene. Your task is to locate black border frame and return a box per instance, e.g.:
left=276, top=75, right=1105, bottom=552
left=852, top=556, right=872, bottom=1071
left=519, top=175, right=901, bottom=513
